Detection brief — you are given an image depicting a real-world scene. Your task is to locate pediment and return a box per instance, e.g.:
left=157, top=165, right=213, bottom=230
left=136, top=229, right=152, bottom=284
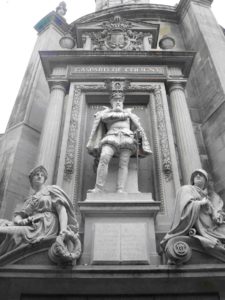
left=73, top=15, right=159, bottom=50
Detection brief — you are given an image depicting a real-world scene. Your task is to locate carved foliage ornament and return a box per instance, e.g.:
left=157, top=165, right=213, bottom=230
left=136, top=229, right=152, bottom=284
left=127, top=84, right=173, bottom=182
left=89, top=15, right=152, bottom=51
left=64, top=84, right=107, bottom=181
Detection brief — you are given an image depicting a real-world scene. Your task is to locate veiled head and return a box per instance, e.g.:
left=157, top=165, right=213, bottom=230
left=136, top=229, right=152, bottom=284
left=190, top=169, right=208, bottom=189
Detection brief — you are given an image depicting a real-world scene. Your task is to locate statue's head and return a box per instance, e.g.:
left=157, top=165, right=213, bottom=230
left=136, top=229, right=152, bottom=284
left=190, top=169, right=208, bottom=189
left=110, top=91, right=125, bottom=111
left=29, top=165, right=48, bottom=188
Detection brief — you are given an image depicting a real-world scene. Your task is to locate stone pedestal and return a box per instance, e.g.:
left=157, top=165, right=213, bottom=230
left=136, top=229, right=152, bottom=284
left=79, top=193, right=160, bottom=265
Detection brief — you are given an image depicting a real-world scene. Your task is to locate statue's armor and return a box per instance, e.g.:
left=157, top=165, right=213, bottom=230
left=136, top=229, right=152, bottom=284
left=100, top=111, right=137, bottom=154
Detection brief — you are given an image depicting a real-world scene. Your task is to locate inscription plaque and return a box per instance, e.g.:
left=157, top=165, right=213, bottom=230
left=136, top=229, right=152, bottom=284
left=70, top=65, right=165, bottom=76
left=121, top=223, right=148, bottom=263
left=93, top=223, right=121, bottom=262
left=92, top=222, right=149, bottom=264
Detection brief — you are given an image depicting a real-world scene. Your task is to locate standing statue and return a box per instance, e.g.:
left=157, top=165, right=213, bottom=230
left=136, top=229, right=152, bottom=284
left=161, top=169, right=225, bottom=263
left=87, top=91, right=152, bottom=193
left=0, top=165, right=81, bottom=265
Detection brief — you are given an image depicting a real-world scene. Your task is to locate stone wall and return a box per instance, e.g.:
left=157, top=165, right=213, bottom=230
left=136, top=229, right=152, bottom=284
left=179, top=0, right=225, bottom=196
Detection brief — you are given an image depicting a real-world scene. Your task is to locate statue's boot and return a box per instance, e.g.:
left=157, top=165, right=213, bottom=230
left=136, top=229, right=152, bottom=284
left=117, top=150, right=130, bottom=194
left=88, top=184, right=104, bottom=193
left=117, top=188, right=127, bottom=194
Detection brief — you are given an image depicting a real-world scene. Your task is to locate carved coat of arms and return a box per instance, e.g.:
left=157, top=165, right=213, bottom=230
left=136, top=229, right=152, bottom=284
left=89, top=15, right=147, bottom=51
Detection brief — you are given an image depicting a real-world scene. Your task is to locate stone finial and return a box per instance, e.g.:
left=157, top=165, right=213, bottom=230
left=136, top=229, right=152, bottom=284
left=56, top=1, right=67, bottom=17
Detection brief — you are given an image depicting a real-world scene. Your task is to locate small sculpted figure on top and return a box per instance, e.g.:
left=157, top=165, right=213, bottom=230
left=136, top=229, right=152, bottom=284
left=87, top=91, right=152, bottom=193
left=161, top=169, right=225, bottom=263
left=0, top=165, right=80, bottom=263
left=56, top=1, right=67, bottom=16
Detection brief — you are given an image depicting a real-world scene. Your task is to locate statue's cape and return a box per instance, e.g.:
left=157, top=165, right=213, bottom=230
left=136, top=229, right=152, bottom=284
left=47, top=185, right=79, bottom=233
left=86, top=108, right=152, bottom=157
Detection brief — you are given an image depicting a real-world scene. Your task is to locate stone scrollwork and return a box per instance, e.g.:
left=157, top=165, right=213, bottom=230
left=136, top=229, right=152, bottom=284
left=88, top=15, right=152, bottom=51
left=165, top=237, right=192, bottom=265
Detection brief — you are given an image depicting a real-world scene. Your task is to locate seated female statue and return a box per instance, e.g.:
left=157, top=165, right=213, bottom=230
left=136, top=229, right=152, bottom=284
left=0, top=165, right=79, bottom=257
left=161, top=169, right=225, bottom=261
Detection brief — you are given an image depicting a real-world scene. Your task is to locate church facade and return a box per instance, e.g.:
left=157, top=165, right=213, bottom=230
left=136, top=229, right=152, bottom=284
left=0, top=0, right=225, bottom=299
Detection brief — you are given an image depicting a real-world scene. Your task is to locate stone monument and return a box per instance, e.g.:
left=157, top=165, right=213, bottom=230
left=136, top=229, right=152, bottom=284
left=1, top=0, right=225, bottom=298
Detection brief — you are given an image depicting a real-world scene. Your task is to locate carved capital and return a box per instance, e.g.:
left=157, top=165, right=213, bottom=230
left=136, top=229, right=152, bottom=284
left=49, top=81, right=68, bottom=93
left=167, top=81, right=187, bottom=94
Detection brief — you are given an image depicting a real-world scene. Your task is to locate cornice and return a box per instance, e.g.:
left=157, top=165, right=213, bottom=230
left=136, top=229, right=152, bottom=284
left=71, top=4, right=177, bottom=25
left=39, top=50, right=196, bottom=80
left=34, top=11, right=70, bottom=35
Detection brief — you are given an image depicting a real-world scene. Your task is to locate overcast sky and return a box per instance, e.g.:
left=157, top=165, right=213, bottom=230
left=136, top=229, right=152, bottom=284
left=0, top=0, right=224, bottom=133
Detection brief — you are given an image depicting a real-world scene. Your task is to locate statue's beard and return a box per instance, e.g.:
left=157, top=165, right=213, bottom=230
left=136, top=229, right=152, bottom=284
left=112, top=107, right=123, bottom=112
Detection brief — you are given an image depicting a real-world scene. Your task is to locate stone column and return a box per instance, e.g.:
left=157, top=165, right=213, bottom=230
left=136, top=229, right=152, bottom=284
left=36, top=82, right=67, bottom=184
left=168, top=82, right=201, bottom=183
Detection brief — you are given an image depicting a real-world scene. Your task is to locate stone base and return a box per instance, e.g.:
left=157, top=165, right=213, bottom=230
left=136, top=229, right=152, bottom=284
left=79, top=193, right=160, bottom=266
left=86, top=192, right=153, bottom=202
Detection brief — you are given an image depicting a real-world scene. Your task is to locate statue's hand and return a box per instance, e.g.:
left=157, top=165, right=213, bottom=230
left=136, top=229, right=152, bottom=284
left=14, top=218, right=30, bottom=226
left=213, top=211, right=225, bottom=225
left=200, top=197, right=210, bottom=206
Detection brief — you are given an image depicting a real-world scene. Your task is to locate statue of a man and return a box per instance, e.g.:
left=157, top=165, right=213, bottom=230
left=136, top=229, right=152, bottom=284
left=87, top=91, right=152, bottom=193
